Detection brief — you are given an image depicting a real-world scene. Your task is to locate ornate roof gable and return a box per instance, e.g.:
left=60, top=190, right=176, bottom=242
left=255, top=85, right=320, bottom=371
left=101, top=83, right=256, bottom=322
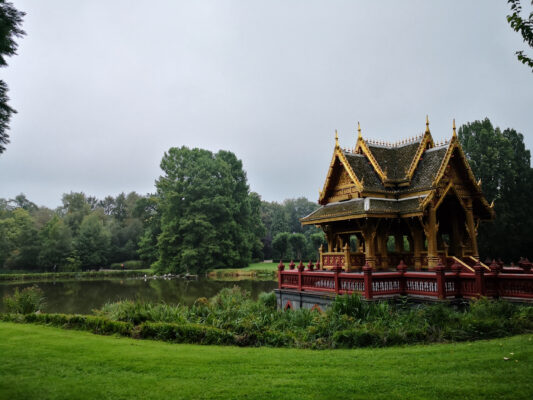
left=354, top=119, right=435, bottom=186
left=419, top=121, right=495, bottom=219
left=318, top=131, right=364, bottom=205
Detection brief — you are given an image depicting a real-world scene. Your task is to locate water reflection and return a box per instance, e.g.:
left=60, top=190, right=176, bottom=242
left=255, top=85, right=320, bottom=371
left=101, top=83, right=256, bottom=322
left=0, top=278, right=278, bottom=314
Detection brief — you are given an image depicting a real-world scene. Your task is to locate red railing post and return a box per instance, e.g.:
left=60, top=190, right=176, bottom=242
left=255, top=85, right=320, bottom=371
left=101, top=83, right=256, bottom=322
left=396, top=260, right=407, bottom=296
left=363, top=262, right=373, bottom=300
left=277, top=260, right=285, bottom=290
left=435, top=260, right=446, bottom=299
left=519, top=257, right=532, bottom=274
left=451, top=261, right=462, bottom=298
left=297, top=261, right=304, bottom=291
left=474, top=262, right=485, bottom=297
left=489, top=259, right=501, bottom=298
left=307, top=260, right=314, bottom=271
left=332, top=259, right=342, bottom=294
left=289, top=260, right=295, bottom=270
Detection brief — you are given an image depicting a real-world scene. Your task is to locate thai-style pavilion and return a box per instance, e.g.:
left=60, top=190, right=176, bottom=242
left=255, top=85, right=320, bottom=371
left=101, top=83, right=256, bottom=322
left=301, top=118, right=495, bottom=271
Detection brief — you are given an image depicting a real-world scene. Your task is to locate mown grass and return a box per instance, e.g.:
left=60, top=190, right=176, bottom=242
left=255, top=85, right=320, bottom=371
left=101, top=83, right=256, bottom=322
left=208, top=262, right=278, bottom=279
left=0, top=322, right=531, bottom=400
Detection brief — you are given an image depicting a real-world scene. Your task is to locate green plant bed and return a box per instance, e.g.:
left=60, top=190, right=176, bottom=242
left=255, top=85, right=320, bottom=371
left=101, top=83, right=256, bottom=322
left=0, top=322, right=531, bottom=400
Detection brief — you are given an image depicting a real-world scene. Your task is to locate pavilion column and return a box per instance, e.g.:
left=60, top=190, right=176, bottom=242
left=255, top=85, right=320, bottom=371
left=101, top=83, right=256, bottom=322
left=412, top=229, right=423, bottom=270
left=376, top=228, right=388, bottom=270
left=465, top=198, right=479, bottom=260
left=426, top=202, right=440, bottom=268
left=362, top=220, right=378, bottom=269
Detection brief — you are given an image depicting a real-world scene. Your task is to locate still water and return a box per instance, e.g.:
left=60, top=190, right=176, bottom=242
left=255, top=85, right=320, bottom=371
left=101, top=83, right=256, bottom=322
left=0, top=278, right=278, bottom=314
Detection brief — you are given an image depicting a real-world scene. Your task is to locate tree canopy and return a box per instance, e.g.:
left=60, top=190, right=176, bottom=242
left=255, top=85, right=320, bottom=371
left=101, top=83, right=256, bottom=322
left=154, top=147, right=264, bottom=274
left=0, top=0, right=25, bottom=154
left=507, top=0, right=533, bottom=72
left=459, top=118, right=533, bottom=260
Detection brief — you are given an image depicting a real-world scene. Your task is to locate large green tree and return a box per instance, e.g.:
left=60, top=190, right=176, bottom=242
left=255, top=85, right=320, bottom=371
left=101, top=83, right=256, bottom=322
left=0, top=0, right=25, bottom=154
left=459, top=118, right=533, bottom=261
left=155, top=147, right=262, bottom=274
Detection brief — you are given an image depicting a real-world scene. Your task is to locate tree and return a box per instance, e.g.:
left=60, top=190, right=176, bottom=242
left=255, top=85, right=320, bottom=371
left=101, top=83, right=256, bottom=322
left=155, top=147, right=258, bottom=274
left=9, top=193, right=36, bottom=211
left=458, top=118, right=533, bottom=260
left=288, top=233, right=307, bottom=260
left=0, top=1, right=25, bottom=154
left=310, top=232, right=326, bottom=258
left=74, top=213, right=111, bottom=268
left=248, top=192, right=266, bottom=261
left=272, top=232, right=290, bottom=261
left=60, top=192, right=91, bottom=236
left=507, top=0, right=533, bottom=72
left=0, top=208, right=39, bottom=269
left=134, top=194, right=161, bottom=265
left=38, top=215, right=72, bottom=269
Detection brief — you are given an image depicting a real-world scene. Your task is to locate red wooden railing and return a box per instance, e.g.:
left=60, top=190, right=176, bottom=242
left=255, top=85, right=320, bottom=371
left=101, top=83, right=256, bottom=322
left=277, top=259, right=533, bottom=301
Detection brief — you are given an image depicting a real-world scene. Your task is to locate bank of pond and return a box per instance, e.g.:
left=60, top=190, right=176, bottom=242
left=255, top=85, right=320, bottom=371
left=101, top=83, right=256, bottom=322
left=2, top=284, right=532, bottom=349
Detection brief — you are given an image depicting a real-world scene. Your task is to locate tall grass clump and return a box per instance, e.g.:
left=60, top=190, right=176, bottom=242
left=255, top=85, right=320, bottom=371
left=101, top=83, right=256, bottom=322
left=3, top=285, right=46, bottom=314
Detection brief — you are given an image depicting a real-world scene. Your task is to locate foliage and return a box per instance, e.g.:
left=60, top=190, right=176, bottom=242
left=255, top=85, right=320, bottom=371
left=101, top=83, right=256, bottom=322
left=0, top=0, right=25, bottom=154
left=272, top=232, right=290, bottom=261
left=0, top=208, right=40, bottom=269
left=37, top=216, right=72, bottom=269
left=260, top=197, right=321, bottom=260
left=74, top=214, right=111, bottom=268
left=154, top=147, right=264, bottom=274
left=3, top=285, right=45, bottom=314
left=288, top=233, right=307, bottom=260
left=458, top=119, right=533, bottom=260
left=94, top=288, right=533, bottom=349
left=507, top=0, right=533, bottom=71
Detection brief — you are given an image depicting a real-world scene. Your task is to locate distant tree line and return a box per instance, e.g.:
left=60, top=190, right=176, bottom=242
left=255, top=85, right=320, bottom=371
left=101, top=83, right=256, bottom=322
left=1, top=119, right=531, bottom=273
left=0, top=147, right=326, bottom=273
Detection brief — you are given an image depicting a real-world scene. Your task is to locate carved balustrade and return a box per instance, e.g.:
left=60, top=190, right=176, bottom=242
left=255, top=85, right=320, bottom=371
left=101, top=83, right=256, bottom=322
left=277, top=260, right=533, bottom=301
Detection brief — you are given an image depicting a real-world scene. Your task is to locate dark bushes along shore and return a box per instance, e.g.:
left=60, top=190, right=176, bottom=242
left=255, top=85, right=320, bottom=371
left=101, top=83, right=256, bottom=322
left=2, top=286, right=532, bottom=349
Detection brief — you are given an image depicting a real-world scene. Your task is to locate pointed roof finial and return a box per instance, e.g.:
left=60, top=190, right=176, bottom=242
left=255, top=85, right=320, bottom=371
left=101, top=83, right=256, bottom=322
left=452, top=118, right=457, bottom=138
left=357, top=122, right=362, bottom=139
left=425, top=115, right=430, bottom=133
left=335, top=129, right=339, bottom=147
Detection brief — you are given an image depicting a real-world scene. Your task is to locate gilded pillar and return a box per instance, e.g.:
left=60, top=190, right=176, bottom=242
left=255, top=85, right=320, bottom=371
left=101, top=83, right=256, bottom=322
left=465, top=198, right=479, bottom=260
left=426, top=203, right=439, bottom=268
left=376, top=232, right=388, bottom=270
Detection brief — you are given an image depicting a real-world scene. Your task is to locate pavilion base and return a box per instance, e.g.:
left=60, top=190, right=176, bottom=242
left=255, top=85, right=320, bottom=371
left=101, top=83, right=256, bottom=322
left=275, top=289, right=336, bottom=312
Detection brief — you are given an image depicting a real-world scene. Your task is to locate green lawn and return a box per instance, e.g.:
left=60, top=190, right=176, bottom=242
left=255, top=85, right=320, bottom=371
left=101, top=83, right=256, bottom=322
left=0, top=322, right=531, bottom=400
left=240, top=262, right=279, bottom=271
left=208, top=262, right=278, bottom=279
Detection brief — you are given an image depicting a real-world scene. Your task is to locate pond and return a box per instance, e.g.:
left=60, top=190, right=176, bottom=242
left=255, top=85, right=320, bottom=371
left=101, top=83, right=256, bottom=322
left=0, top=277, right=278, bottom=314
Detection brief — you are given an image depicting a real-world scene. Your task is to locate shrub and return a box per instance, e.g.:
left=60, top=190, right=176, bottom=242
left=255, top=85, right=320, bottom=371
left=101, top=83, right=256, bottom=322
left=258, top=292, right=277, bottom=310
left=137, top=322, right=235, bottom=345
left=0, top=313, right=132, bottom=336
left=3, top=285, right=45, bottom=314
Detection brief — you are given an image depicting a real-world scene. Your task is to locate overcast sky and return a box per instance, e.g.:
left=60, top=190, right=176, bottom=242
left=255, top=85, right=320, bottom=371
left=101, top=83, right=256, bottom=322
left=1, top=0, right=532, bottom=208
